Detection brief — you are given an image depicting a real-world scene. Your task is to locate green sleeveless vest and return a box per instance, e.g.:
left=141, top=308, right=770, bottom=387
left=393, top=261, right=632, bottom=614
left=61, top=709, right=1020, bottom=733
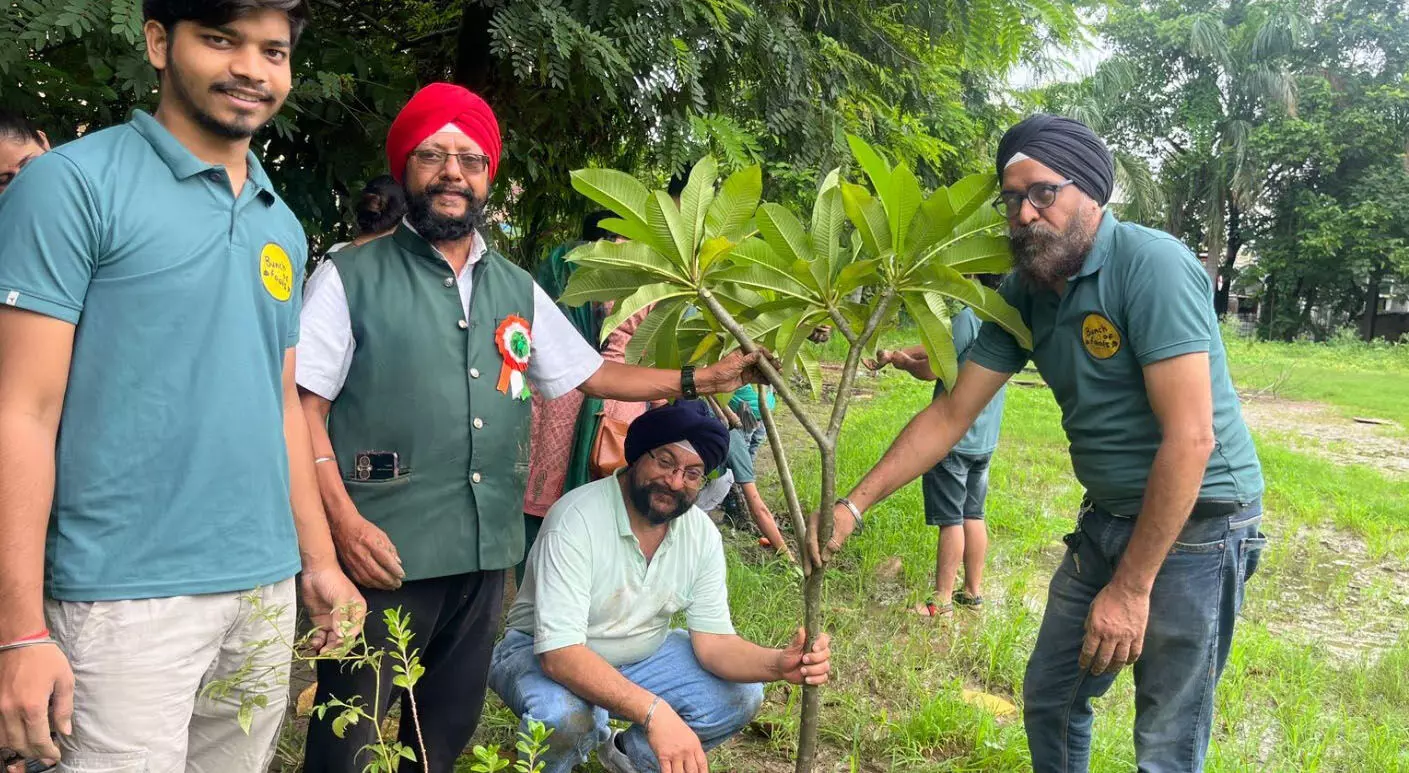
left=328, top=226, right=535, bottom=580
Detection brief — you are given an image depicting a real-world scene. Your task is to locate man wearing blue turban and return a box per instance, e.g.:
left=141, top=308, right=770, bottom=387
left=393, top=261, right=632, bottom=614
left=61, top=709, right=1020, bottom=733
left=816, top=114, right=1266, bottom=772
left=490, top=401, right=834, bottom=773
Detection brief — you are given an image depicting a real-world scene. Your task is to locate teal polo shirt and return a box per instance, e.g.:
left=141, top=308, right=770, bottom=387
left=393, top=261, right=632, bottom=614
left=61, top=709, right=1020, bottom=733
left=936, top=308, right=1006, bottom=456
left=0, top=110, right=306, bottom=601
left=968, top=212, right=1263, bottom=514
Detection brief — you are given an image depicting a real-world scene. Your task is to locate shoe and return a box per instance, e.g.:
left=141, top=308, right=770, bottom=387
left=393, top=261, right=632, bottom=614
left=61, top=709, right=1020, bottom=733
left=598, top=729, right=643, bottom=773
left=952, top=590, right=984, bottom=609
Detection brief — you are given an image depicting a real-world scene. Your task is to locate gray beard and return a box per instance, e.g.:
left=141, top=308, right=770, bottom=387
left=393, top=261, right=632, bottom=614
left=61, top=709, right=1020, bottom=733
left=1010, top=218, right=1097, bottom=289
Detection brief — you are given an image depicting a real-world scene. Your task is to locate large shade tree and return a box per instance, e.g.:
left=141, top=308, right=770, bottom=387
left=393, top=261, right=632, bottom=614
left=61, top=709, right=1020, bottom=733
left=1043, top=0, right=1303, bottom=314
left=1, top=0, right=1081, bottom=264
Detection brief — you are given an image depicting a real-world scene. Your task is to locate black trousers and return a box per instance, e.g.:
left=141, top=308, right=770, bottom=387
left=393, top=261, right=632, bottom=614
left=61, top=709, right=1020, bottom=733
left=303, top=570, right=505, bottom=773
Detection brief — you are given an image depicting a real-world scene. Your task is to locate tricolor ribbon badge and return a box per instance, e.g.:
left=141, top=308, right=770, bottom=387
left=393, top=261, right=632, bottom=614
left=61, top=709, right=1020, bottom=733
left=495, top=315, right=532, bottom=400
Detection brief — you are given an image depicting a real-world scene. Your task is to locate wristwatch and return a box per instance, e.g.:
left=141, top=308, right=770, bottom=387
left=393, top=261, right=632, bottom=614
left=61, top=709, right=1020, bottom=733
left=680, top=365, right=699, bottom=400
left=836, top=497, right=865, bottom=534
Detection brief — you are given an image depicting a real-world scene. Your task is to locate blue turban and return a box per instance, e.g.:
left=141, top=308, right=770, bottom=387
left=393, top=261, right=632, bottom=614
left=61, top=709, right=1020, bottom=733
left=996, top=114, right=1115, bottom=206
left=625, top=400, right=730, bottom=472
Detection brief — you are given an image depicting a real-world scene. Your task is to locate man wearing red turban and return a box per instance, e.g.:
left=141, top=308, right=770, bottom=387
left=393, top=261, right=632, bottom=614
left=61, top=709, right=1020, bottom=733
left=297, top=83, right=774, bottom=772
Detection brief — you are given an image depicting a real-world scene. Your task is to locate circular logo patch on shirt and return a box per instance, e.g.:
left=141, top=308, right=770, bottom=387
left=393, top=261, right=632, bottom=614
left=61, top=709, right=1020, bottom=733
left=260, top=243, right=293, bottom=302
left=1081, top=313, right=1121, bottom=359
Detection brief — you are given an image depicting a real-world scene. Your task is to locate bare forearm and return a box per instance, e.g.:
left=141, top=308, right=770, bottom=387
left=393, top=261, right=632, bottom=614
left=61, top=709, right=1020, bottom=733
left=1112, top=436, right=1214, bottom=592
left=540, top=646, right=658, bottom=723
left=694, top=634, right=783, bottom=683
left=0, top=413, right=58, bottom=639
left=848, top=363, right=1009, bottom=512
left=299, top=390, right=358, bottom=524
left=846, top=399, right=969, bottom=511
left=743, top=484, right=786, bottom=548
left=286, top=395, right=337, bottom=571
left=578, top=361, right=688, bottom=401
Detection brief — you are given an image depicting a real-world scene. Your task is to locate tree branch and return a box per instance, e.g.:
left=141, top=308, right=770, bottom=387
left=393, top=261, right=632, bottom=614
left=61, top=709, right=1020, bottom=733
left=697, top=288, right=830, bottom=451
left=311, top=0, right=411, bottom=48
left=825, top=290, right=895, bottom=442
left=825, top=305, right=857, bottom=345
left=755, top=398, right=812, bottom=577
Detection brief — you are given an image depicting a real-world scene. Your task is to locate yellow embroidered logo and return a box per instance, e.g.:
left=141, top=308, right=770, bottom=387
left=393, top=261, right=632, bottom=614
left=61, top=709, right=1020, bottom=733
left=1081, top=314, right=1121, bottom=359
left=259, top=243, right=293, bottom=302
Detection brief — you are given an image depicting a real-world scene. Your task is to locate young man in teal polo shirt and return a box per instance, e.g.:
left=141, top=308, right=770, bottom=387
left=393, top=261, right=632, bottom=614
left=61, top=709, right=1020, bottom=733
left=813, top=115, right=1266, bottom=772
left=0, top=2, right=362, bottom=771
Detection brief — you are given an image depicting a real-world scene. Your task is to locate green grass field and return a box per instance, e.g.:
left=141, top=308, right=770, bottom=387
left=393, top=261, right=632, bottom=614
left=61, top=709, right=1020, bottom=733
left=451, top=336, right=1409, bottom=771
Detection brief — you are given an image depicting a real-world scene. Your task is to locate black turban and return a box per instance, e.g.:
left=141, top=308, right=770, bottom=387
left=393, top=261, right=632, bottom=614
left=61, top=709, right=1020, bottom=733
left=625, top=400, right=730, bottom=472
left=996, top=114, right=1115, bottom=206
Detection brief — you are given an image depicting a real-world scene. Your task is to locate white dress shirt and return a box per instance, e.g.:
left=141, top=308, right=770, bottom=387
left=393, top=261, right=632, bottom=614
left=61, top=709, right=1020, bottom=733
left=296, top=229, right=604, bottom=401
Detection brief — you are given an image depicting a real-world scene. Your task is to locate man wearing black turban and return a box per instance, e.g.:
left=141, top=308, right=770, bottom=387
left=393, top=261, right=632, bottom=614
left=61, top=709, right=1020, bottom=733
left=814, top=114, right=1266, bottom=773
left=490, top=401, right=833, bottom=773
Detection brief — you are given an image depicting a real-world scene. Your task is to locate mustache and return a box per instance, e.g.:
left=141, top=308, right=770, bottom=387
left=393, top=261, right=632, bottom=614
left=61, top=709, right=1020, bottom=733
left=212, top=80, right=273, bottom=102
left=424, top=183, right=476, bottom=201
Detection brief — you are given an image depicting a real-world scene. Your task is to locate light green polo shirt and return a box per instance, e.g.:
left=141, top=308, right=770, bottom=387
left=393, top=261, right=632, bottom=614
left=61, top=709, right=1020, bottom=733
left=506, top=471, right=736, bottom=666
left=968, top=211, right=1263, bottom=514
left=0, top=110, right=305, bottom=601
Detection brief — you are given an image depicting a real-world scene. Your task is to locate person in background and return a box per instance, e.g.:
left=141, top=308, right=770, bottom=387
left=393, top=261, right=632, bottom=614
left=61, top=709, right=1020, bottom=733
left=324, top=174, right=407, bottom=256
left=864, top=287, right=1007, bottom=617
left=491, top=401, right=832, bottom=773
left=297, top=83, right=773, bottom=772
left=814, top=114, right=1266, bottom=773
left=717, top=385, right=793, bottom=562
left=520, top=211, right=610, bottom=585
left=0, top=109, right=50, bottom=196
left=0, top=1, right=363, bottom=771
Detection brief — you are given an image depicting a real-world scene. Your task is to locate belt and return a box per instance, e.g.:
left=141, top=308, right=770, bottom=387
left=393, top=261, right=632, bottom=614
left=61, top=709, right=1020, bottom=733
left=1082, top=497, right=1248, bottom=520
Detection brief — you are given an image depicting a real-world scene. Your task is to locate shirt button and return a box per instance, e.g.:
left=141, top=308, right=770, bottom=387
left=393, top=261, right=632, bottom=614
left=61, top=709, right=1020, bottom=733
left=469, top=367, right=481, bottom=378
left=471, top=472, right=482, bottom=484
left=443, top=277, right=455, bottom=288
left=207, top=171, right=223, bottom=182
left=473, top=417, right=484, bottom=429
left=458, top=319, right=469, bottom=330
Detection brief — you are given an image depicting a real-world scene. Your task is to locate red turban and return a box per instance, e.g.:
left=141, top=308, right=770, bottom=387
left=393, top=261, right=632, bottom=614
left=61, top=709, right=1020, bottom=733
left=386, top=83, right=502, bottom=183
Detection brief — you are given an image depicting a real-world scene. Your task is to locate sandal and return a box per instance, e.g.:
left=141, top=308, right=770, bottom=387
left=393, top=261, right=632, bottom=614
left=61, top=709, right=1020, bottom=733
left=952, top=590, right=984, bottom=609
left=911, top=599, right=953, bottom=618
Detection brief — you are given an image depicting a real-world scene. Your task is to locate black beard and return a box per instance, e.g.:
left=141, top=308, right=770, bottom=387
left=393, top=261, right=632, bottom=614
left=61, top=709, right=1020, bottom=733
left=165, top=43, right=272, bottom=140
left=1009, top=217, right=1097, bottom=289
left=627, top=478, right=695, bottom=525
left=406, top=184, right=488, bottom=243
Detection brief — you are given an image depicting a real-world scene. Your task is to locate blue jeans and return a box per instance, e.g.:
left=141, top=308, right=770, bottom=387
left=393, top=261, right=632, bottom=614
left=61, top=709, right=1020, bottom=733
left=1023, top=501, right=1267, bottom=773
left=489, top=629, right=764, bottom=773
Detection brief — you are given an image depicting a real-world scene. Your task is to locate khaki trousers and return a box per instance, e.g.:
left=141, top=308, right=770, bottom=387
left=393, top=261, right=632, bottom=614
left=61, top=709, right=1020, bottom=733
left=44, top=578, right=296, bottom=773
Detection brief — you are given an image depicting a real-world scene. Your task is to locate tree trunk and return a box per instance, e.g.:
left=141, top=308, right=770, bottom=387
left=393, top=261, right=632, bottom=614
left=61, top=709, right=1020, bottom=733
left=1362, top=263, right=1385, bottom=342
left=1259, top=270, right=1277, bottom=339
left=1214, top=203, right=1241, bottom=317
left=794, top=446, right=833, bottom=773
left=1298, top=286, right=1319, bottom=340
left=1282, top=277, right=1305, bottom=341
left=453, top=5, right=497, bottom=93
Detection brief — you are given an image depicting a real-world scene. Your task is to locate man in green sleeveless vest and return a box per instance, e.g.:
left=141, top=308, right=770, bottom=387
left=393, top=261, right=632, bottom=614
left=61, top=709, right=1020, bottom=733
left=295, top=84, right=771, bottom=773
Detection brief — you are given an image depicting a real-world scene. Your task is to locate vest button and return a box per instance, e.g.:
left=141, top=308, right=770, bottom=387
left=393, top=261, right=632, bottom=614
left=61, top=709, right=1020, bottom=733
left=473, top=417, right=484, bottom=429
left=471, top=472, right=482, bottom=484
left=443, top=277, right=455, bottom=287
left=469, top=368, right=480, bottom=378
left=458, top=319, right=469, bottom=330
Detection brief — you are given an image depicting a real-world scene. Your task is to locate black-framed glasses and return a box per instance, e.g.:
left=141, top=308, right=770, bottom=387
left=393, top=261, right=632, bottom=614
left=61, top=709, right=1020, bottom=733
left=409, top=149, right=491, bottom=174
left=992, top=179, right=1076, bottom=217
left=645, top=449, right=707, bottom=488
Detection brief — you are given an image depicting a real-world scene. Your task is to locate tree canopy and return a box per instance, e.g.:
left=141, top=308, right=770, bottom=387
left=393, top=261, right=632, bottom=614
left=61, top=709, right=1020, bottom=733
left=2, top=0, right=1081, bottom=263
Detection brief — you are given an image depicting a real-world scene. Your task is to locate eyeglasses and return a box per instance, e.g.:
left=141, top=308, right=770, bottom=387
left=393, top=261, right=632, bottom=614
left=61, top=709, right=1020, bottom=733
left=992, top=180, right=1076, bottom=217
left=409, top=149, right=491, bottom=175
left=645, top=449, right=707, bottom=488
